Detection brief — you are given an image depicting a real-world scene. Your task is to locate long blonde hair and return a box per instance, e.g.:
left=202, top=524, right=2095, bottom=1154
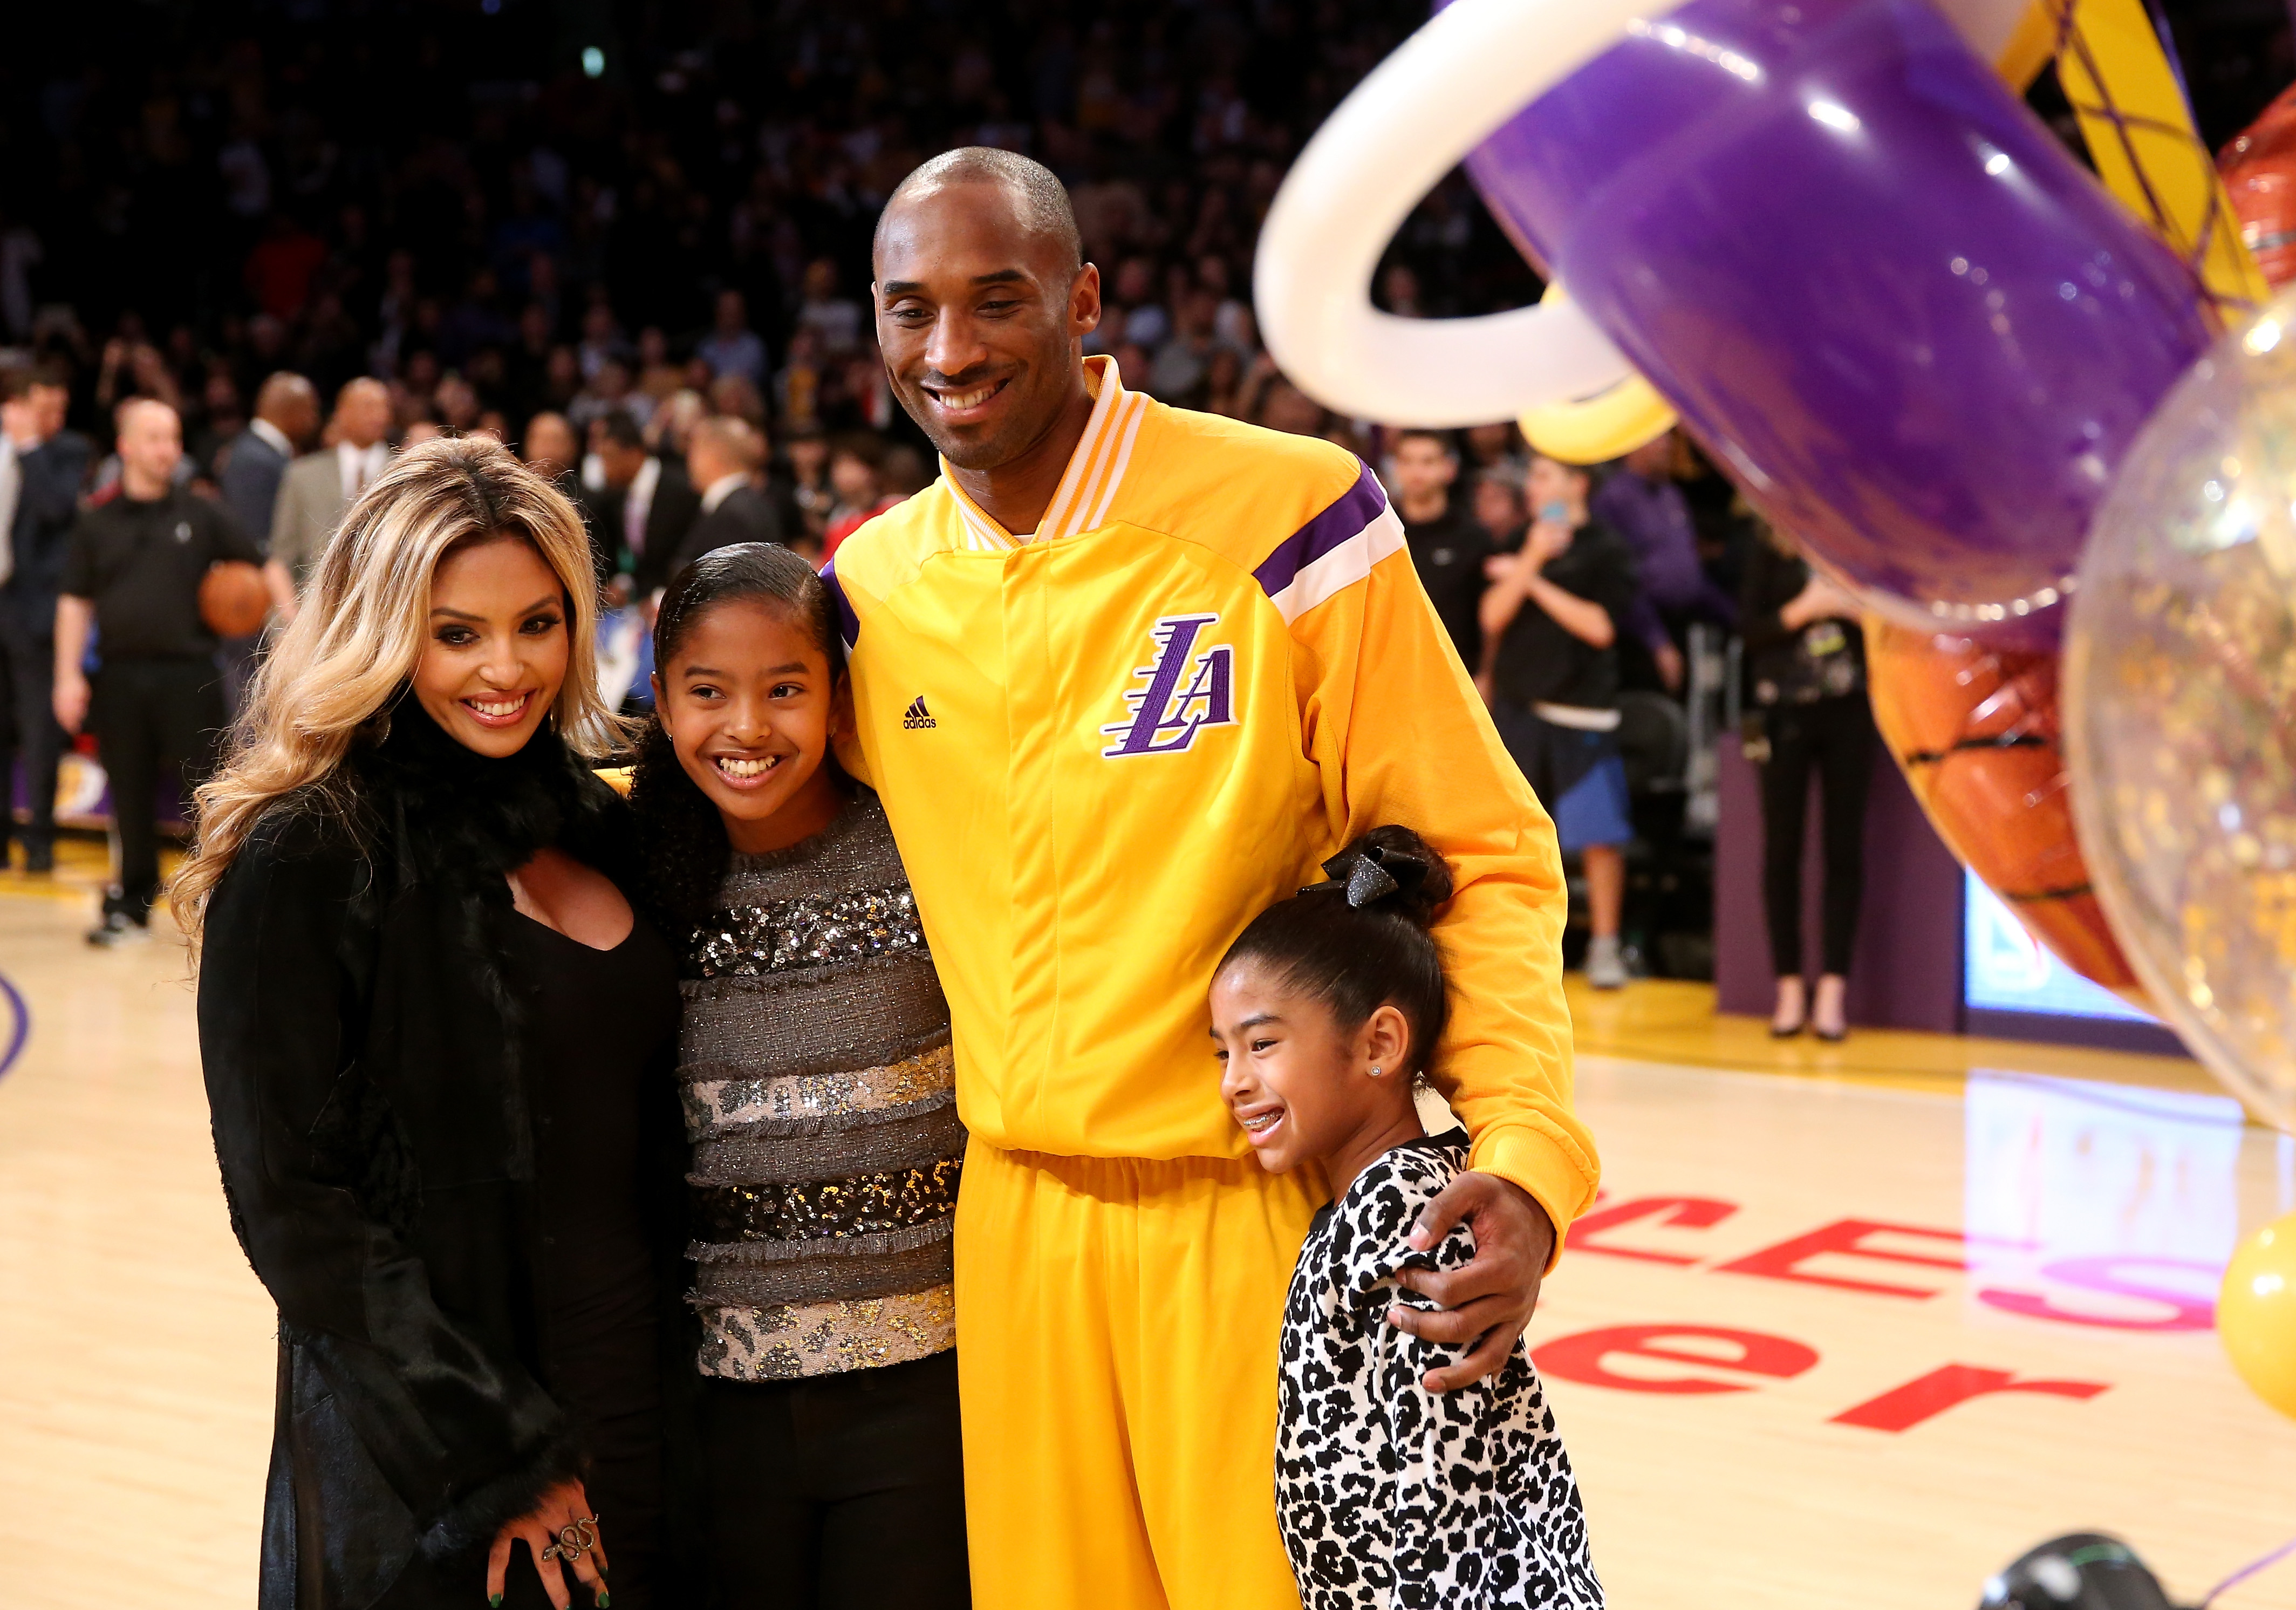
left=173, top=435, right=615, bottom=950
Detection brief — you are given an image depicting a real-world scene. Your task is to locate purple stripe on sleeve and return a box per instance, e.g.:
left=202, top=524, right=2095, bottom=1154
left=821, top=560, right=860, bottom=650
left=1252, top=464, right=1389, bottom=600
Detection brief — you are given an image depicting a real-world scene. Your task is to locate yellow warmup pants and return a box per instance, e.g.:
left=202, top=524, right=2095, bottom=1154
left=953, top=1138, right=1324, bottom=1610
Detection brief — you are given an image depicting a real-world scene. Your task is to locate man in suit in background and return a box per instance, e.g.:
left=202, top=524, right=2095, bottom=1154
left=519, top=410, right=606, bottom=588
left=0, top=361, right=91, bottom=872
left=590, top=408, right=699, bottom=603
left=216, top=372, right=316, bottom=713
left=264, top=376, right=392, bottom=619
left=671, top=415, right=781, bottom=575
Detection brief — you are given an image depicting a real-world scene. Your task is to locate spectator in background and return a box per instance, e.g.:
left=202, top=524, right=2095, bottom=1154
left=672, top=415, right=780, bottom=572
left=265, top=376, right=392, bottom=614
left=1464, top=421, right=1530, bottom=487
left=217, top=372, right=318, bottom=712
left=1472, top=467, right=1527, bottom=550
left=634, top=325, right=684, bottom=407
left=1388, top=429, right=1490, bottom=670
left=821, top=432, right=885, bottom=560
left=1594, top=430, right=1738, bottom=635
left=1149, top=288, right=1221, bottom=401
left=782, top=424, right=833, bottom=547
left=570, top=354, right=645, bottom=435
left=696, top=289, right=767, bottom=390
left=0, top=363, right=92, bottom=874
left=590, top=408, right=699, bottom=602
left=1741, top=524, right=1872, bottom=1042
left=707, top=372, right=767, bottom=431
left=54, top=400, right=267, bottom=943
left=1110, top=256, right=1167, bottom=350
left=519, top=410, right=599, bottom=582
left=522, top=411, right=582, bottom=481
left=648, top=389, right=709, bottom=460
left=1480, top=454, right=1641, bottom=990
left=776, top=328, right=826, bottom=434
left=1255, top=378, right=1325, bottom=438
left=795, top=258, right=864, bottom=356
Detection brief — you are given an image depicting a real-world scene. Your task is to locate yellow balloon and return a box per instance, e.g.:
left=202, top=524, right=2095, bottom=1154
left=2220, top=1209, right=2296, bottom=1420
left=1515, top=281, right=1678, bottom=466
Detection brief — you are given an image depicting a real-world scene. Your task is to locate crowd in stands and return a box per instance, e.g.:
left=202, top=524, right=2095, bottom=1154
left=0, top=1, right=1540, bottom=535
left=0, top=0, right=1773, bottom=973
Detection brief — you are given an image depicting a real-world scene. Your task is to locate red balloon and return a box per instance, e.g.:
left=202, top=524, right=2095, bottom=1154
left=1865, top=623, right=2138, bottom=994
left=2220, top=81, right=2296, bottom=290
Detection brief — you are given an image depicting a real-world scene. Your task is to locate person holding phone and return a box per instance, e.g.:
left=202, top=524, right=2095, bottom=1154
left=1480, top=453, right=1643, bottom=990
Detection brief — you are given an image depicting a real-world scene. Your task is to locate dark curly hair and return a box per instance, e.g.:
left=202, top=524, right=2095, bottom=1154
left=628, top=542, right=848, bottom=928
left=1216, top=826, right=1454, bottom=1079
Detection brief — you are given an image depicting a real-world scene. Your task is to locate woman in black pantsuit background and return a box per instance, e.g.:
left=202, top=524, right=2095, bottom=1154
left=1741, top=526, right=1875, bottom=1042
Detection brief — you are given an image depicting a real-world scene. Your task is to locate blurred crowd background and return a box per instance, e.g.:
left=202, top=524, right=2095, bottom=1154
left=2, top=0, right=2291, bottom=974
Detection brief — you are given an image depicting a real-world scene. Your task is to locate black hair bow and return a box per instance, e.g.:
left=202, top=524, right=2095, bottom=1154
left=1302, top=842, right=1431, bottom=909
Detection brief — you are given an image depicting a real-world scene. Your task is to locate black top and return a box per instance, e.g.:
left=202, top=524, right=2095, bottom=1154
left=60, top=487, right=259, bottom=659
left=197, top=706, right=699, bottom=1608
left=507, top=905, right=680, bottom=1607
left=1402, top=504, right=1492, bottom=670
left=669, top=483, right=785, bottom=578
left=1739, top=537, right=1866, bottom=707
left=1489, top=517, right=1641, bottom=713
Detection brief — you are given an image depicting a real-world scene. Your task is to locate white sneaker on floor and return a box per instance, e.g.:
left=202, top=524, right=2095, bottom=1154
left=86, top=911, right=152, bottom=948
left=1586, top=938, right=1628, bottom=990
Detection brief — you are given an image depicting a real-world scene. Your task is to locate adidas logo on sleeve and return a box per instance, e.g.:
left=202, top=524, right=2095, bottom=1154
left=903, top=697, right=937, bottom=730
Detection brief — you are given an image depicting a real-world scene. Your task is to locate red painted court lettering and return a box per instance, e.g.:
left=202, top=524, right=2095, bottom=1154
left=1532, top=1324, right=1820, bottom=1395
left=1829, top=1364, right=2110, bottom=1432
left=1568, top=1196, right=1740, bottom=1265
left=1714, top=1217, right=1967, bottom=1298
left=1978, top=1256, right=2219, bottom=1332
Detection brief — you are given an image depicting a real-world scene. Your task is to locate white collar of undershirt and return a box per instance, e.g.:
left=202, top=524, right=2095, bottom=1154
left=629, top=454, right=662, bottom=508
left=248, top=418, right=293, bottom=458
left=700, top=471, right=747, bottom=514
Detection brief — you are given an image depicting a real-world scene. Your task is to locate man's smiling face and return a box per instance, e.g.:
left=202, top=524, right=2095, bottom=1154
left=873, top=180, right=1099, bottom=472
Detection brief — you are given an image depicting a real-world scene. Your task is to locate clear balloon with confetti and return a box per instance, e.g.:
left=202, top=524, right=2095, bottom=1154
left=2066, top=291, right=2296, bottom=1133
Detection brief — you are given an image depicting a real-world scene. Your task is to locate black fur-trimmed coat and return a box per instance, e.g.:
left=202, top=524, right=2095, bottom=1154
left=197, top=706, right=689, bottom=1608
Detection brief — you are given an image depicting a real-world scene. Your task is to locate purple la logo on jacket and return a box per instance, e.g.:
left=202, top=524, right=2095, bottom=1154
left=1100, top=613, right=1236, bottom=758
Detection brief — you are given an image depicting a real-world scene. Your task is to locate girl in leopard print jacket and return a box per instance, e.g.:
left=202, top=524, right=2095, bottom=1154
left=1210, top=827, right=1604, bottom=1610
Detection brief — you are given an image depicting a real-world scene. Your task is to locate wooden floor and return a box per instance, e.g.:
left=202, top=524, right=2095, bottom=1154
left=2, top=862, right=2292, bottom=1608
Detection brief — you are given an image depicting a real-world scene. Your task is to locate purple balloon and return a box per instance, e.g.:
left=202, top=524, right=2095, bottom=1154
left=1457, top=0, right=2213, bottom=639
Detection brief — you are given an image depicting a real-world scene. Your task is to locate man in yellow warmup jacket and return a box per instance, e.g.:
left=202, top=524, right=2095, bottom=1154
left=826, top=148, right=1600, bottom=1610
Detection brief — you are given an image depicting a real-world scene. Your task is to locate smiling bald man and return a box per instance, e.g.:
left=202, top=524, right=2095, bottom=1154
left=824, top=148, right=1600, bottom=1610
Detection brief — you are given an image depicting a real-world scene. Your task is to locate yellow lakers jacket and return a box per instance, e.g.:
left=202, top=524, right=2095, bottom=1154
left=825, top=359, right=1599, bottom=1238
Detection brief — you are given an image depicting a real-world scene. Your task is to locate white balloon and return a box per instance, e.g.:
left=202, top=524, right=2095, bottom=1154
left=1253, top=0, right=1690, bottom=427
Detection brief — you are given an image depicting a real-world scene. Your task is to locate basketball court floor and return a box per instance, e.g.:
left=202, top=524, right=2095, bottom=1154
left=1, top=849, right=2291, bottom=1609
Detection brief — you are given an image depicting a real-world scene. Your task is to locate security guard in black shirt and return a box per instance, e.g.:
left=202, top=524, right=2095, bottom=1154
left=54, top=399, right=271, bottom=945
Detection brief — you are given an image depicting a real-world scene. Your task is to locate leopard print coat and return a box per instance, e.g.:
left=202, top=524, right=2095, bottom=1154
left=1276, top=1130, right=1603, bottom=1609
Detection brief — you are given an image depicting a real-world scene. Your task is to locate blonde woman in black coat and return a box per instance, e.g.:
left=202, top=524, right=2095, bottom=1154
left=175, top=439, right=688, bottom=1609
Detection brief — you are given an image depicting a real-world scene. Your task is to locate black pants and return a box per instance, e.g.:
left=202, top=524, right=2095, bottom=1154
left=92, top=657, right=225, bottom=919
left=701, top=1349, right=967, bottom=1609
left=0, top=615, right=64, bottom=858
left=1757, top=694, right=1875, bottom=978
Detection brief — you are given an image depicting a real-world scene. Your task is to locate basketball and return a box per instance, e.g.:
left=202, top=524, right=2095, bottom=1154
left=199, top=560, right=271, bottom=639
left=1864, top=620, right=2138, bottom=994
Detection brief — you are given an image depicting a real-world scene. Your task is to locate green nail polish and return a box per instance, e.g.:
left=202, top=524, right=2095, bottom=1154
left=597, top=1595, right=612, bottom=1608
left=489, top=1598, right=502, bottom=1607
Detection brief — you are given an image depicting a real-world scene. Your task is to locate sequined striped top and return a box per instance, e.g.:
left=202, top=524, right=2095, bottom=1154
left=677, top=789, right=960, bottom=1380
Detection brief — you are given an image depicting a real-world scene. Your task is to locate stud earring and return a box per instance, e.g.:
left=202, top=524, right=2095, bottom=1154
left=1369, top=1065, right=1383, bottom=1078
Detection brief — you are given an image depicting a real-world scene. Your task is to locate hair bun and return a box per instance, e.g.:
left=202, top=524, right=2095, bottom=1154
left=1316, top=826, right=1453, bottom=927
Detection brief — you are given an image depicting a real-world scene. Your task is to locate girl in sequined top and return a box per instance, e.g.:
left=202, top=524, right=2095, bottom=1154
left=629, top=542, right=967, bottom=1606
